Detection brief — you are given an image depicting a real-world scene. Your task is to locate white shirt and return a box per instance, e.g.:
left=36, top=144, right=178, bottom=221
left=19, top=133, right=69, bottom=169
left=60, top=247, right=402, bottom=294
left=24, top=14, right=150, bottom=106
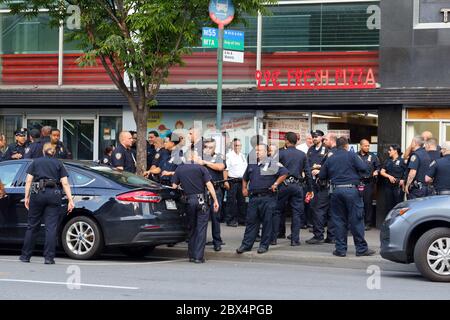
left=225, top=150, right=247, bottom=178
left=296, top=143, right=309, bottom=154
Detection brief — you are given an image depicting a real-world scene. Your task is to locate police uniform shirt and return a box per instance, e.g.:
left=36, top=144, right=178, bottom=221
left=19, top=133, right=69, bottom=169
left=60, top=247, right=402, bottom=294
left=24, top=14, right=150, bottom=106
left=319, top=148, right=369, bottom=185
left=2, top=142, right=28, bottom=161
left=358, top=152, right=381, bottom=178
left=426, top=155, right=450, bottom=191
left=24, top=139, right=44, bottom=159
left=280, top=146, right=312, bottom=179
left=54, top=141, right=70, bottom=159
left=382, top=157, right=407, bottom=180
left=151, top=148, right=170, bottom=168
left=111, top=144, right=136, bottom=173
left=172, top=163, right=212, bottom=195
left=243, top=157, right=289, bottom=192
left=427, top=150, right=442, bottom=161
left=307, top=144, right=328, bottom=168
left=407, top=147, right=431, bottom=183
left=0, top=149, right=4, bottom=161
left=101, top=154, right=112, bottom=166
left=26, top=156, right=68, bottom=182
left=203, top=153, right=226, bottom=182
left=147, top=143, right=156, bottom=169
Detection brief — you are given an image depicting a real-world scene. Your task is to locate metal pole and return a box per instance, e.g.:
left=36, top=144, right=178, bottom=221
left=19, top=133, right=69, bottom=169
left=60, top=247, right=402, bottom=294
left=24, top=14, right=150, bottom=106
left=216, top=24, right=224, bottom=132
left=58, top=21, right=64, bottom=87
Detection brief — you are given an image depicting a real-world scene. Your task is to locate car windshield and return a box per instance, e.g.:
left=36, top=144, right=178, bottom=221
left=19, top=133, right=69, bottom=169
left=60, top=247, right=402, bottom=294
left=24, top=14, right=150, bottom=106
left=88, top=166, right=161, bottom=188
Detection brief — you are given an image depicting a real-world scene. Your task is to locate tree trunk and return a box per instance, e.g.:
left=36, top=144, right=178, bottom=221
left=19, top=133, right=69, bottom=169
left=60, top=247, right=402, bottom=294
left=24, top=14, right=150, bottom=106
left=134, top=103, right=149, bottom=176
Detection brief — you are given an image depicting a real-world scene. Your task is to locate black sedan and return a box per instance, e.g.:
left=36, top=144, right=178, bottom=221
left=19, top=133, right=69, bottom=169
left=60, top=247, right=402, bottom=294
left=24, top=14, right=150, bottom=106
left=0, top=160, right=188, bottom=260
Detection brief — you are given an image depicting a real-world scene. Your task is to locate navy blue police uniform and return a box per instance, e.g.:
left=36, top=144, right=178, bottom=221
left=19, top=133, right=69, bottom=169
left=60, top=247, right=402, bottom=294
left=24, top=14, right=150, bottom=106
left=427, top=150, right=442, bottom=162
left=238, top=157, right=289, bottom=253
left=54, top=141, right=70, bottom=159
left=111, top=143, right=136, bottom=174
left=24, top=139, right=44, bottom=159
left=382, top=157, right=407, bottom=212
left=273, top=146, right=313, bottom=245
left=20, top=156, right=68, bottom=263
left=307, top=144, right=333, bottom=243
left=319, top=148, right=370, bottom=256
left=203, top=152, right=226, bottom=250
left=358, top=151, right=381, bottom=227
left=147, top=142, right=156, bottom=170
left=154, top=147, right=183, bottom=186
left=172, top=163, right=212, bottom=263
left=426, top=155, right=450, bottom=195
left=3, top=142, right=28, bottom=161
left=406, top=147, right=431, bottom=199
left=100, top=154, right=112, bottom=166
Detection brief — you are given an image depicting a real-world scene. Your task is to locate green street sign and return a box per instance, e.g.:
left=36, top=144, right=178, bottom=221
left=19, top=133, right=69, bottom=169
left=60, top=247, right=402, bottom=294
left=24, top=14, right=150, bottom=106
left=202, top=27, right=244, bottom=51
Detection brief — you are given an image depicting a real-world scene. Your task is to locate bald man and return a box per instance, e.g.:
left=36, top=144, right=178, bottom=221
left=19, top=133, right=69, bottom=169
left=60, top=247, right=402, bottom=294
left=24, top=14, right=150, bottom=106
left=111, top=131, right=136, bottom=173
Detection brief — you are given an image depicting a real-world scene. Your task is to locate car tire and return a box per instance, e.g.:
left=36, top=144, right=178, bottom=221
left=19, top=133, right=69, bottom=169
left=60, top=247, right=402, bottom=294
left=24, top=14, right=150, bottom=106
left=119, top=246, right=156, bottom=259
left=62, top=216, right=104, bottom=260
left=414, top=227, right=450, bottom=282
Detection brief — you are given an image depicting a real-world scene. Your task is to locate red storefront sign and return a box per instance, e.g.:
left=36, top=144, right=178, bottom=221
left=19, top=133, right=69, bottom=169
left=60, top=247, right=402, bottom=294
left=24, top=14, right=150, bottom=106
left=256, top=68, right=376, bottom=90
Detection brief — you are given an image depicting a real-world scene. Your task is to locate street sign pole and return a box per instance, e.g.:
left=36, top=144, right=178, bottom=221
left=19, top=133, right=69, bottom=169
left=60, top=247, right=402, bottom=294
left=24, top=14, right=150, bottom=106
left=216, top=24, right=224, bottom=132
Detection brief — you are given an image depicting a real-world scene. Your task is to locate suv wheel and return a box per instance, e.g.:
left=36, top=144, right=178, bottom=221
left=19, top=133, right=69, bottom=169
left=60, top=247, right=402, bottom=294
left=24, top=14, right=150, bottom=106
left=62, top=216, right=104, bottom=260
left=414, top=227, right=450, bottom=282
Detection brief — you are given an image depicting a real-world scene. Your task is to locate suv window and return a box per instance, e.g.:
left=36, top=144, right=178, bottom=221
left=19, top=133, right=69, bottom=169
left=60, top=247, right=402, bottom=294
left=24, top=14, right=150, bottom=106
left=89, top=166, right=160, bottom=188
left=0, top=163, right=23, bottom=187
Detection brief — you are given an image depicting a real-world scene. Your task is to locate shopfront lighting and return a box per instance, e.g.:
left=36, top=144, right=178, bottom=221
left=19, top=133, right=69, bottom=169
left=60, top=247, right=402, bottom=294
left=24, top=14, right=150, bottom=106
left=312, top=114, right=341, bottom=119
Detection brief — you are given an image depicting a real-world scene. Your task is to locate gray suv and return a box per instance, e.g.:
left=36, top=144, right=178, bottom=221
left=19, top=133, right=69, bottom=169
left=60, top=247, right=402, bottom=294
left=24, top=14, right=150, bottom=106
left=380, top=195, right=450, bottom=282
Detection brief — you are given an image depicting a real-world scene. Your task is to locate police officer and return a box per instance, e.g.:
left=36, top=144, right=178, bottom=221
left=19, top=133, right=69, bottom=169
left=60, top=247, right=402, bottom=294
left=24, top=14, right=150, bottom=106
left=3, top=129, right=29, bottom=161
left=404, top=136, right=432, bottom=199
left=112, top=131, right=137, bottom=174
left=319, top=137, right=375, bottom=257
left=306, top=131, right=334, bottom=244
left=147, top=131, right=159, bottom=169
left=236, top=143, right=288, bottom=254
left=149, top=133, right=183, bottom=185
left=272, top=132, right=313, bottom=246
left=426, top=141, right=450, bottom=195
left=19, top=143, right=75, bottom=264
left=195, top=138, right=225, bottom=251
left=172, top=151, right=219, bottom=263
left=425, top=138, right=441, bottom=161
left=380, top=144, right=407, bottom=212
left=100, top=145, right=115, bottom=166
left=49, top=129, right=71, bottom=159
left=358, top=139, right=381, bottom=231
left=24, top=129, right=44, bottom=159
left=0, top=134, right=6, bottom=161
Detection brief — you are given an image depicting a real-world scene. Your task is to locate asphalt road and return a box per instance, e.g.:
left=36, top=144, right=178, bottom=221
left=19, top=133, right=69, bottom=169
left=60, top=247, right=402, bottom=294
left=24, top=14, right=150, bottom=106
left=0, top=253, right=448, bottom=300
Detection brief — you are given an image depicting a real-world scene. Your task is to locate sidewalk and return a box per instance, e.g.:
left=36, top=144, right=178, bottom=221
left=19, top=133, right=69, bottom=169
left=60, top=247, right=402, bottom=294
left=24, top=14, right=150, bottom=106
left=153, top=222, right=417, bottom=272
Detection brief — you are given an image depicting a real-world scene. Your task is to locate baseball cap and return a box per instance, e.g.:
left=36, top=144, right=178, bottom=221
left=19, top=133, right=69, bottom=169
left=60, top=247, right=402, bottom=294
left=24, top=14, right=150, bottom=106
left=311, top=130, right=325, bottom=137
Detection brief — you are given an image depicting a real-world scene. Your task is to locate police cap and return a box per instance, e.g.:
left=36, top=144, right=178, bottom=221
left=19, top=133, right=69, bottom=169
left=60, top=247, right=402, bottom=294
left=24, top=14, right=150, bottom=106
left=30, top=129, right=41, bottom=139
left=14, top=129, right=27, bottom=137
left=311, top=130, right=325, bottom=137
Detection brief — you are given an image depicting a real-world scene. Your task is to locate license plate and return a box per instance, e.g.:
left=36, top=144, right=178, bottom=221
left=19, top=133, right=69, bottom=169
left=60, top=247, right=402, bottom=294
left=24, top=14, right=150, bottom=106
left=165, top=200, right=177, bottom=210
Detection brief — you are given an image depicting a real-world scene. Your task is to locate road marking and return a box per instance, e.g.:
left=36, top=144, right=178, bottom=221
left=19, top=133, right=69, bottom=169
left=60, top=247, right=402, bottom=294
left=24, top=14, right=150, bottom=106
left=0, top=279, right=139, bottom=290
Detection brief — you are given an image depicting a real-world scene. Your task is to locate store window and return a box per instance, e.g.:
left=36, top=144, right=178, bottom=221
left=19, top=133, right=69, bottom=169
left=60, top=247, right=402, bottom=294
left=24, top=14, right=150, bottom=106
left=99, top=116, right=122, bottom=159
left=0, top=115, right=22, bottom=147
left=312, top=112, right=378, bottom=152
left=405, top=121, right=440, bottom=146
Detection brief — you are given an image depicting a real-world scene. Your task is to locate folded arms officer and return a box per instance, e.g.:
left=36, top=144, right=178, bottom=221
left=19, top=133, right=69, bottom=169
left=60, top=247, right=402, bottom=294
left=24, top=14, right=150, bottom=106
left=19, top=143, right=74, bottom=264
left=3, top=129, right=28, bottom=161
left=236, top=143, right=288, bottom=254
left=404, top=136, right=432, bottom=199
left=172, top=151, right=219, bottom=263
left=112, top=131, right=137, bottom=174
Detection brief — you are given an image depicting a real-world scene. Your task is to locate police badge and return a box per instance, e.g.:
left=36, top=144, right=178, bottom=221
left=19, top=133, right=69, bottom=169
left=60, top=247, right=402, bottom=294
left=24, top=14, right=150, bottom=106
left=116, top=153, right=122, bottom=160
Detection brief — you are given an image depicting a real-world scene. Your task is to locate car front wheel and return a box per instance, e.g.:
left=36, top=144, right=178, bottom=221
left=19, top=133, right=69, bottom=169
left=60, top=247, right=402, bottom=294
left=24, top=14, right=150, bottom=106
left=414, top=227, right=450, bottom=282
left=62, top=216, right=104, bottom=260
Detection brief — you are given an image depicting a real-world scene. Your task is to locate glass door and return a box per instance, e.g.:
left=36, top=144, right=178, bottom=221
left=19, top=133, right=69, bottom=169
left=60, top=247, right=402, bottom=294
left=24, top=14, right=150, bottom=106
left=62, top=118, right=97, bottom=161
left=443, top=123, right=450, bottom=143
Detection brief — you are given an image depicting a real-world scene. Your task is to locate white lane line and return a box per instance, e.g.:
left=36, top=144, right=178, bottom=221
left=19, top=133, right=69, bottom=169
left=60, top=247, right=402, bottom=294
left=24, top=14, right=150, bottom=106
left=0, top=257, right=187, bottom=266
left=0, top=279, right=139, bottom=290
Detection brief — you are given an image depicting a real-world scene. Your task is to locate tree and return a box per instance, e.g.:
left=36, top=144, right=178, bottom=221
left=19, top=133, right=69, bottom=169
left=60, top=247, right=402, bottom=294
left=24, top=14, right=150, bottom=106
left=2, top=0, right=274, bottom=175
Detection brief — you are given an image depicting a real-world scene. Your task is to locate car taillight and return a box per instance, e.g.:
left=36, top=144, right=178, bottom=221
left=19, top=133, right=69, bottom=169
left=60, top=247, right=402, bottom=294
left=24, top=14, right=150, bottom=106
left=116, top=191, right=162, bottom=203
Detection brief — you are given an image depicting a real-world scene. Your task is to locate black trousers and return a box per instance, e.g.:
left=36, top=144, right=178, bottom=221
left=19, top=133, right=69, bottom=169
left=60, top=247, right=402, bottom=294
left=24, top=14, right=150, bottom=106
left=209, top=188, right=223, bottom=246
left=21, top=188, right=62, bottom=260
left=186, top=195, right=209, bottom=260
left=385, top=183, right=404, bottom=213
left=225, top=179, right=247, bottom=224
left=362, top=182, right=375, bottom=226
left=311, top=186, right=334, bottom=241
